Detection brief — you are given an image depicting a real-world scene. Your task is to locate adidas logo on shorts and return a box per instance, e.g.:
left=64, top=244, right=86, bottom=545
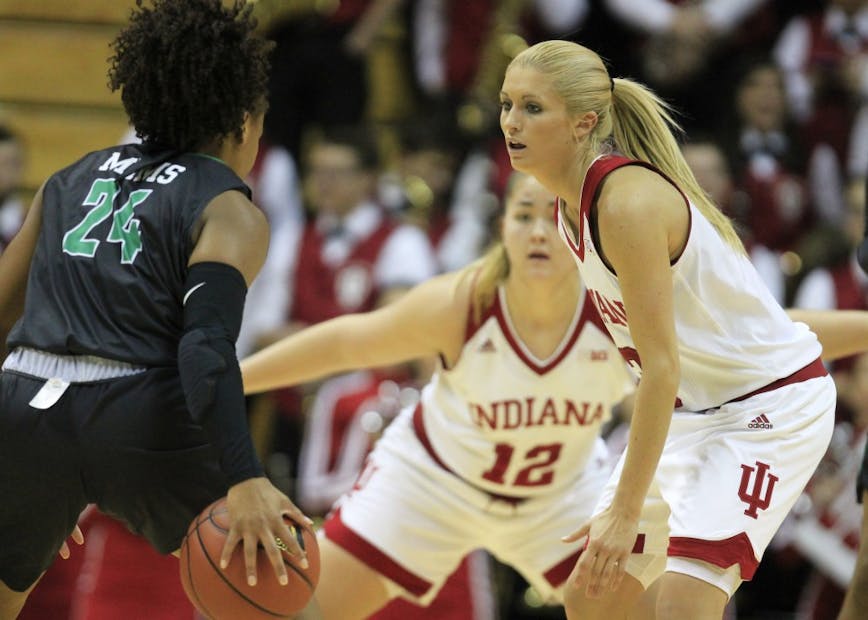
left=748, top=414, right=773, bottom=429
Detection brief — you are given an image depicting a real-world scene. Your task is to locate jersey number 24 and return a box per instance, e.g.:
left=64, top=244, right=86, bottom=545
left=63, top=178, right=152, bottom=264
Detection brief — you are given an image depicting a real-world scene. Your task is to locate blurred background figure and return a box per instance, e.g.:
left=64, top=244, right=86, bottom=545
left=717, top=57, right=815, bottom=257
left=0, top=125, right=25, bottom=254
left=236, top=140, right=305, bottom=359
left=774, top=0, right=868, bottom=228
left=246, top=123, right=437, bottom=500
left=682, top=135, right=788, bottom=304
left=253, top=0, right=408, bottom=161
left=386, top=117, right=496, bottom=272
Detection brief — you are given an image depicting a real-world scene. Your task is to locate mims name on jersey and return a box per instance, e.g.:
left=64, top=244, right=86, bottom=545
left=468, top=397, right=606, bottom=430
left=99, top=151, right=187, bottom=184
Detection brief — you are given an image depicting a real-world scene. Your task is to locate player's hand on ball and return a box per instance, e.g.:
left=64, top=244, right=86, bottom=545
left=562, top=507, right=636, bottom=598
left=58, top=524, right=84, bottom=559
left=222, top=477, right=313, bottom=587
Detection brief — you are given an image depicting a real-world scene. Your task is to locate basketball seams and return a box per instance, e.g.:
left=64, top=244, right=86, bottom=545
left=181, top=529, right=214, bottom=620
left=192, top=520, right=290, bottom=617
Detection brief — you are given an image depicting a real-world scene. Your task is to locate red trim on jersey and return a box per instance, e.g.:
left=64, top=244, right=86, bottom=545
left=726, top=357, right=827, bottom=405
left=565, top=155, right=691, bottom=265
left=323, top=507, right=434, bottom=597
left=492, top=290, right=593, bottom=375
left=544, top=534, right=647, bottom=587
left=412, top=403, right=527, bottom=504
left=544, top=551, right=581, bottom=587
left=412, top=403, right=454, bottom=473
left=668, top=532, right=758, bottom=580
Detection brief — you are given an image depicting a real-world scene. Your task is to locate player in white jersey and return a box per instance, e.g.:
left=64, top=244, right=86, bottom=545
left=499, top=39, right=840, bottom=618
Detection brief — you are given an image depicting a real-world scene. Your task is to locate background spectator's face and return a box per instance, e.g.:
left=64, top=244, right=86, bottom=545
left=736, top=66, right=787, bottom=133
left=682, top=143, right=733, bottom=208
left=305, top=143, right=373, bottom=216
left=0, top=138, right=23, bottom=203
left=400, top=148, right=457, bottom=206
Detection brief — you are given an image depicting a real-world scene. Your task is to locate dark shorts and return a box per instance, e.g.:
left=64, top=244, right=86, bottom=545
left=859, top=440, right=868, bottom=504
left=0, top=367, right=228, bottom=592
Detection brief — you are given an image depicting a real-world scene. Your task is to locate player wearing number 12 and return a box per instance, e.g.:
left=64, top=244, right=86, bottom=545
left=0, top=2, right=311, bottom=618
left=240, top=172, right=635, bottom=619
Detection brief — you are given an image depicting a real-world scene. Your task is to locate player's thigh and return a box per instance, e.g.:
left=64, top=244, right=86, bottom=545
left=656, top=571, right=727, bottom=620
left=0, top=373, right=86, bottom=594
left=562, top=573, right=645, bottom=620
left=315, top=538, right=392, bottom=620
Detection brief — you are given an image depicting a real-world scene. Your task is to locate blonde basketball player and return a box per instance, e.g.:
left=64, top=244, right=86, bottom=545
left=499, top=40, right=837, bottom=619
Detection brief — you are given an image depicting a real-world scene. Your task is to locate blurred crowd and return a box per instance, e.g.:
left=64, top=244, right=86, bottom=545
left=5, top=0, right=868, bottom=618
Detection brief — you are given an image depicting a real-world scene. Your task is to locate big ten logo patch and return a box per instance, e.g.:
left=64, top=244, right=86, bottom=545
left=738, top=461, right=779, bottom=519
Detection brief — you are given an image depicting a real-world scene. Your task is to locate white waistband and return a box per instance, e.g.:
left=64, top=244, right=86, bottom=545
left=3, top=347, right=147, bottom=382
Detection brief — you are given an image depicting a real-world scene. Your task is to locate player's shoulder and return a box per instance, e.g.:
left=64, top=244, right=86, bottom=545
left=202, top=190, right=266, bottom=234
left=599, top=163, right=684, bottom=217
left=405, top=269, right=471, bottom=311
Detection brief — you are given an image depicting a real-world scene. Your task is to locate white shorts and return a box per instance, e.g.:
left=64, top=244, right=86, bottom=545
left=321, top=410, right=625, bottom=605
left=592, top=374, right=837, bottom=597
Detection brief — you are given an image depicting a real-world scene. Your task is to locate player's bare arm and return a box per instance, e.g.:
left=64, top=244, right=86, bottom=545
left=188, top=189, right=269, bottom=283
left=240, top=269, right=471, bottom=395
left=566, top=169, right=683, bottom=598
left=787, top=309, right=868, bottom=362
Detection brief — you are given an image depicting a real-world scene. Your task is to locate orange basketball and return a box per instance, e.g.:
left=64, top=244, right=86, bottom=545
left=179, top=497, right=320, bottom=619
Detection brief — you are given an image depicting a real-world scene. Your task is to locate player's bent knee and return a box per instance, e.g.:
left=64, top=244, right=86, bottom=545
left=315, top=538, right=394, bottom=620
left=562, top=575, right=645, bottom=620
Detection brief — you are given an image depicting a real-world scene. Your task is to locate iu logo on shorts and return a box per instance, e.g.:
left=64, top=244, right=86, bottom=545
left=738, top=461, right=779, bottom=519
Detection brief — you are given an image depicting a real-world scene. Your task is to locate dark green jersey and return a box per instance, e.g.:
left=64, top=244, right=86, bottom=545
left=8, top=143, right=251, bottom=365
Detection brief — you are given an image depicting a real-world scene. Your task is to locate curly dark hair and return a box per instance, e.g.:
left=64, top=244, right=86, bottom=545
left=108, top=0, right=273, bottom=151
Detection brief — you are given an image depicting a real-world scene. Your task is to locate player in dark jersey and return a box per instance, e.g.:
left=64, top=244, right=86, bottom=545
left=0, top=1, right=311, bottom=617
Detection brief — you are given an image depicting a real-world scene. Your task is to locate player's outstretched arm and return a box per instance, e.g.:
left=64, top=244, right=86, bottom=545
left=787, top=309, right=868, bottom=362
left=240, top=270, right=467, bottom=395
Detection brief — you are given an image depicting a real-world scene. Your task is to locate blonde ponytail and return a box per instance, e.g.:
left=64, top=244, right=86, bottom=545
left=610, top=78, right=744, bottom=251
left=460, top=243, right=510, bottom=324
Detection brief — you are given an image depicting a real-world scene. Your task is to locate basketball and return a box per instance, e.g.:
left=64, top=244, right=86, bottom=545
left=179, top=497, right=320, bottom=619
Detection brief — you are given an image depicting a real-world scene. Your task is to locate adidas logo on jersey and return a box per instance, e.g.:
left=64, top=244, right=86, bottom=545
left=748, top=414, right=773, bottom=429
left=478, top=339, right=496, bottom=353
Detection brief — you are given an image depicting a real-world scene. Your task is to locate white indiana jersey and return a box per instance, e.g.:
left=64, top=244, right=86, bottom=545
left=556, top=155, right=822, bottom=411
left=417, top=284, right=634, bottom=499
